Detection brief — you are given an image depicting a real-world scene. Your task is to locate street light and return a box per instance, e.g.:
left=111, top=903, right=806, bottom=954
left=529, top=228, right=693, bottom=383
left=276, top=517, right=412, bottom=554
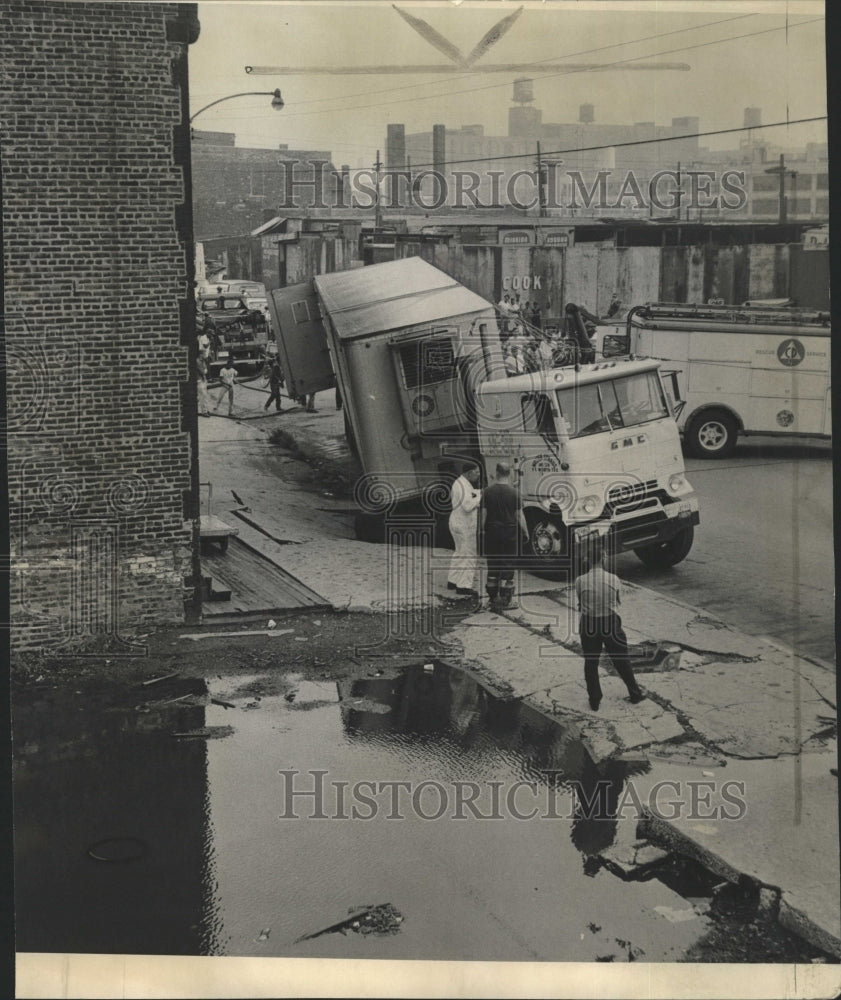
left=190, top=89, right=284, bottom=124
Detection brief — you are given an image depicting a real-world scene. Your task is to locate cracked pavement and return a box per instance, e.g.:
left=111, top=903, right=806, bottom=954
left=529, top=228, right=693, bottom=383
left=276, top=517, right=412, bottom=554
left=199, top=383, right=839, bottom=956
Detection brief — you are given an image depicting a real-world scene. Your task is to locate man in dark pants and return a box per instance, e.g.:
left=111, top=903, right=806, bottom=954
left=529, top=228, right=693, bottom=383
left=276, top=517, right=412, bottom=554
left=481, top=461, right=528, bottom=609
left=264, top=360, right=285, bottom=413
left=575, top=540, right=644, bottom=711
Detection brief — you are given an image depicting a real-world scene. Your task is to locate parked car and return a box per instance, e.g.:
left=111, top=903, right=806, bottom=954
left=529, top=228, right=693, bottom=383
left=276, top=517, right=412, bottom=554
left=197, top=293, right=268, bottom=364
left=228, top=281, right=266, bottom=298
left=242, top=294, right=272, bottom=334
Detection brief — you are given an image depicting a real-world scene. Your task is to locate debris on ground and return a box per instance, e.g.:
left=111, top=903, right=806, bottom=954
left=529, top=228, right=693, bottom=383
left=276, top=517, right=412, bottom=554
left=347, top=903, right=403, bottom=936
left=654, top=904, right=700, bottom=923
left=339, top=697, right=392, bottom=715
left=292, top=902, right=399, bottom=944
left=599, top=840, right=670, bottom=880
left=170, top=726, right=235, bottom=740
left=179, top=629, right=293, bottom=641
left=141, top=671, right=179, bottom=687
left=255, top=927, right=271, bottom=942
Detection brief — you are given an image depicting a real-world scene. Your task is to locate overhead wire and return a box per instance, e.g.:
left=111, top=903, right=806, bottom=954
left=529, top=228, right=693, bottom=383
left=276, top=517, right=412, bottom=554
left=270, top=17, right=824, bottom=120
left=191, top=11, right=757, bottom=110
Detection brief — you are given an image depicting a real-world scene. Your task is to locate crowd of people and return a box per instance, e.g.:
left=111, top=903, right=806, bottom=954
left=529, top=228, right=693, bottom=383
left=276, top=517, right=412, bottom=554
left=496, top=297, right=599, bottom=376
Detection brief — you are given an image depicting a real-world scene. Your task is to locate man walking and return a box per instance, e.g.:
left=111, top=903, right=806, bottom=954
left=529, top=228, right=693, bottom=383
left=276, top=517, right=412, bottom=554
left=574, top=539, right=644, bottom=711
left=481, top=461, right=528, bottom=609
left=213, top=357, right=237, bottom=417
left=264, top=360, right=285, bottom=413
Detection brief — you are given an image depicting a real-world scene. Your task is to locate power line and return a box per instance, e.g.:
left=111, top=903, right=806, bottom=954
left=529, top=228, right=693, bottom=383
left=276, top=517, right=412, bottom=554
left=380, top=116, right=828, bottom=172
left=195, top=116, right=827, bottom=178
left=190, top=12, right=756, bottom=110
left=272, top=17, right=823, bottom=120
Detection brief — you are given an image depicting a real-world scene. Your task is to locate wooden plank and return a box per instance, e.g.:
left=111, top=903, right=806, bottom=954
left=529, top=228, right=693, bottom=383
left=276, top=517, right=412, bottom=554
left=201, top=536, right=328, bottom=614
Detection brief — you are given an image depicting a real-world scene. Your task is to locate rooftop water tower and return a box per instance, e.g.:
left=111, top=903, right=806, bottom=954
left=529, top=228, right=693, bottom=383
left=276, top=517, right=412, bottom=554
left=508, top=77, right=542, bottom=138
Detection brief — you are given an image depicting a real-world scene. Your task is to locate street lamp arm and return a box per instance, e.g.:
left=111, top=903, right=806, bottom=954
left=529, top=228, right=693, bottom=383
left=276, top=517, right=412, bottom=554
left=190, top=89, right=284, bottom=123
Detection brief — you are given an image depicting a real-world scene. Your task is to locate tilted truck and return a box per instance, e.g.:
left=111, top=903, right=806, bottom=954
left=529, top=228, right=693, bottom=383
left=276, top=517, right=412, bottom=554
left=268, top=258, right=700, bottom=573
left=596, top=301, right=832, bottom=458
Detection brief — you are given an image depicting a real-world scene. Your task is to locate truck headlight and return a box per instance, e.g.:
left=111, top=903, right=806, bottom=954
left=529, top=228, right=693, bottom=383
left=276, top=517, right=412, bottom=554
left=668, top=474, right=686, bottom=494
left=582, top=495, right=599, bottom=515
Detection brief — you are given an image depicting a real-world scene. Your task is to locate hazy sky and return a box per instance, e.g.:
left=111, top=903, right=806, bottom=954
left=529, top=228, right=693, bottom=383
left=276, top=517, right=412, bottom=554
left=189, top=1, right=826, bottom=165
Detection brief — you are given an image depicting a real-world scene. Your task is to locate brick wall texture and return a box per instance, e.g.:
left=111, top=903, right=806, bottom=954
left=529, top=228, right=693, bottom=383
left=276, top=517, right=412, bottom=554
left=3, top=1, right=198, bottom=653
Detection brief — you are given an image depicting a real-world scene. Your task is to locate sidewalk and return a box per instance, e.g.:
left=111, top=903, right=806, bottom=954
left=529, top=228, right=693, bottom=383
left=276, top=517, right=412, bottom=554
left=199, top=385, right=840, bottom=957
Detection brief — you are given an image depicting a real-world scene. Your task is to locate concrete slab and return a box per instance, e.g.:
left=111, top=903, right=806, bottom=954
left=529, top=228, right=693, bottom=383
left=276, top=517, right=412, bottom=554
left=633, top=752, right=841, bottom=957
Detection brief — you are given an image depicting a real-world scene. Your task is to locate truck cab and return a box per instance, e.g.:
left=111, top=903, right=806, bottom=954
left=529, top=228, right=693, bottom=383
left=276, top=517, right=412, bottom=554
left=477, top=359, right=699, bottom=571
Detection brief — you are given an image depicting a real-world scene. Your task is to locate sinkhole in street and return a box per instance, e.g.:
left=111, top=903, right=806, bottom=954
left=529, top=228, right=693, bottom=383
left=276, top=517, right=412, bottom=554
left=15, top=658, right=767, bottom=962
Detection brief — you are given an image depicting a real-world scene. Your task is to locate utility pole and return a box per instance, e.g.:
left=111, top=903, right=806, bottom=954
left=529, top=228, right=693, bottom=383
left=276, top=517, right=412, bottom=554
left=676, top=161, right=682, bottom=220
left=764, top=153, right=795, bottom=224
left=536, top=141, right=546, bottom=218
left=373, top=150, right=383, bottom=231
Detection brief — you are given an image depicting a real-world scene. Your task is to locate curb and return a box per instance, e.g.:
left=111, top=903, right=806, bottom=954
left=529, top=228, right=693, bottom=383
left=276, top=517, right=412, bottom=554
left=638, top=810, right=841, bottom=959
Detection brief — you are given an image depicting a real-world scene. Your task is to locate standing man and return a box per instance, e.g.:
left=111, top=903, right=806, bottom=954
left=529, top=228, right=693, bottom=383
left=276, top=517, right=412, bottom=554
left=264, top=359, right=285, bottom=413
left=196, top=354, right=211, bottom=417
left=447, top=464, right=482, bottom=596
left=197, top=328, right=211, bottom=363
left=481, top=461, right=528, bottom=610
left=574, top=539, right=644, bottom=711
left=213, top=357, right=237, bottom=417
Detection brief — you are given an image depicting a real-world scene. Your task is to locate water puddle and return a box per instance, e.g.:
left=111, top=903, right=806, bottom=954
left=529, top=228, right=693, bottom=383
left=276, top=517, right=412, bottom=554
left=14, top=661, right=733, bottom=961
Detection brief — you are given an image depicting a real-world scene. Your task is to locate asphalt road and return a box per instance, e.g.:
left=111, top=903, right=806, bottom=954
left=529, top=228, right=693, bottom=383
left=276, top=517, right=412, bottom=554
left=617, top=436, right=836, bottom=665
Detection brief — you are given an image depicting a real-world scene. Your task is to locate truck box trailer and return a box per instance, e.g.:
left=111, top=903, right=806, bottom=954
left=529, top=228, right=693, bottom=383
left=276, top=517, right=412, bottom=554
left=268, top=258, right=699, bottom=573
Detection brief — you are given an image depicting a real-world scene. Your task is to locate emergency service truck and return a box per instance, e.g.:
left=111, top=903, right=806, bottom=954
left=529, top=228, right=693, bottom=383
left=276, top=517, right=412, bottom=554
left=268, top=258, right=700, bottom=573
left=599, top=302, right=831, bottom=458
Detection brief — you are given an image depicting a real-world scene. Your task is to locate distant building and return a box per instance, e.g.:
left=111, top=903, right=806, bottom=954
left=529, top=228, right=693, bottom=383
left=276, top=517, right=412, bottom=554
left=388, top=91, right=826, bottom=223
left=192, top=130, right=339, bottom=239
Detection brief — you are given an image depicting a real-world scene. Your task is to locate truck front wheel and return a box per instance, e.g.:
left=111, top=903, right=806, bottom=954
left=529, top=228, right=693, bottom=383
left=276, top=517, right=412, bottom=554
left=634, top=525, right=694, bottom=569
left=685, top=409, right=738, bottom=459
left=526, top=511, right=570, bottom=579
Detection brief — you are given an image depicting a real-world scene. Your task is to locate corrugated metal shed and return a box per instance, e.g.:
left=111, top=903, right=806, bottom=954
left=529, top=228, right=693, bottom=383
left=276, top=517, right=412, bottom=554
left=313, top=257, right=493, bottom=340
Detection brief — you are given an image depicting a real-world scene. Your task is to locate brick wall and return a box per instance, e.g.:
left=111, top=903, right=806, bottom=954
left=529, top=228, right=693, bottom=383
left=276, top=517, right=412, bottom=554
left=3, top=1, right=201, bottom=654
left=192, top=143, right=338, bottom=240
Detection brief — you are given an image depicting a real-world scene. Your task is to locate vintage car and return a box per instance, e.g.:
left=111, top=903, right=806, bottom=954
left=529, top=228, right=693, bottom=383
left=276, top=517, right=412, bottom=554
left=197, top=293, right=269, bottom=364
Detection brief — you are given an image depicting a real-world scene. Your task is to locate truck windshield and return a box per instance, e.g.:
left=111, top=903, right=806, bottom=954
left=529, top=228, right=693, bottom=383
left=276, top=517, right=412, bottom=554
left=556, top=371, right=668, bottom=437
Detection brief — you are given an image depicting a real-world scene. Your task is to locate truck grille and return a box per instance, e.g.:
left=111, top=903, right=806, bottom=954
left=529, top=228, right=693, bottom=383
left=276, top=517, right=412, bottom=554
left=605, top=479, right=658, bottom=515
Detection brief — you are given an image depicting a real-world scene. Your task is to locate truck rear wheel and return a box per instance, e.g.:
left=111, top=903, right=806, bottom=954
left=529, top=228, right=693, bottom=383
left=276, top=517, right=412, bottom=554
left=634, top=525, right=694, bottom=569
left=525, top=511, right=570, bottom=579
left=685, top=409, right=738, bottom=459
left=353, top=511, right=386, bottom=544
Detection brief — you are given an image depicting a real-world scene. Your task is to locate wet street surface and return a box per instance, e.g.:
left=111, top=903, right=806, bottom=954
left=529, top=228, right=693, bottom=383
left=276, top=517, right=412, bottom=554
left=13, top=644, right=831, bottom=964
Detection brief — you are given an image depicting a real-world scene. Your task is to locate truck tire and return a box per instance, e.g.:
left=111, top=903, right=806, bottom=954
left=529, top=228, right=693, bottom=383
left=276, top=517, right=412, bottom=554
left=684, top=409, right=738, bottom=459
left=634, top=525, right=694, bottom=569
left=525, top=510, right=570, bottom=579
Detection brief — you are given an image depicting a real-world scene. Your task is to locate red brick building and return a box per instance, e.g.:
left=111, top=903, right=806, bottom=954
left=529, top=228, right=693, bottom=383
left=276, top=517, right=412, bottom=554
left=3, top=2, right=202, bottom=652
